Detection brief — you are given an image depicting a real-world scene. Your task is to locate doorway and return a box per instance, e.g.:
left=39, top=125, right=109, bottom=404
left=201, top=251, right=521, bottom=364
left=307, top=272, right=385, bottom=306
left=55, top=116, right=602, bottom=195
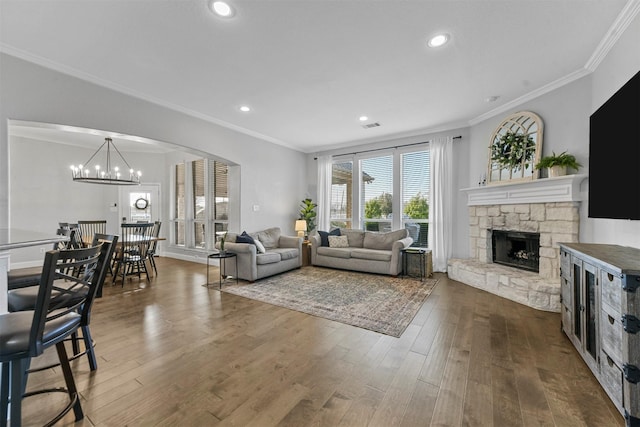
left=119, top=184, right=161, bottom=224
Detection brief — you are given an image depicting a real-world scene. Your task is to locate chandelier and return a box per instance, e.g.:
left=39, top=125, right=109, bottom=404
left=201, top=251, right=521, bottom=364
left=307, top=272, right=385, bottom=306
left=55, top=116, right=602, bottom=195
left=70, top=137, right=142, bottom=185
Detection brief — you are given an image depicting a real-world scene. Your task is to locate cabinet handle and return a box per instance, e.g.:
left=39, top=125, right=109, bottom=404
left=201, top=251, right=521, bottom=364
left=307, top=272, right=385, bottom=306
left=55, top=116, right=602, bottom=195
left=606, top=355, right=614, bottom=367
left=608, top=315, right=615, bottom=325
left=607, top=273, right=614, bottom=282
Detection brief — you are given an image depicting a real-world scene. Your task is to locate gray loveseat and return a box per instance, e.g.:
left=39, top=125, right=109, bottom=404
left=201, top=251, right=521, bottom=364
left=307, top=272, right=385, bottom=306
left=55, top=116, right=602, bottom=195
left=310, top=228, right=413, bottom=276
left=217, top=227, right=302, bottom=282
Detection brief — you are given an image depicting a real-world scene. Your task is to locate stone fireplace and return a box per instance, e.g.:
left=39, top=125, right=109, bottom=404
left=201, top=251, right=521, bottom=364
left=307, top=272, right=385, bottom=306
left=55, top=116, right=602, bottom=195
left=448, top=174, right=586, bottom=312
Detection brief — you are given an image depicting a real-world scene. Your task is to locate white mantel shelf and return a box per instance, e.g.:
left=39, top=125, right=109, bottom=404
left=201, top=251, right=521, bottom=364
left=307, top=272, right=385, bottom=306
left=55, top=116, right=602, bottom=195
left=461, top=174, right=587, bottom=206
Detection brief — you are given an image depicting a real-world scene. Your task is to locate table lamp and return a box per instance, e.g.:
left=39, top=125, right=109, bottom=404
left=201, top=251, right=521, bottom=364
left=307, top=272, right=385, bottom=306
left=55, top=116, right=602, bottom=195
left=295, top=220, right=307, bottom=239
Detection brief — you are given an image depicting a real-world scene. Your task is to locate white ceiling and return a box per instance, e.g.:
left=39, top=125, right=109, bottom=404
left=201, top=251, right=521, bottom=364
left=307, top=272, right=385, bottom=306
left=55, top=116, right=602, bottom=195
left=0, top=0, right=633, bottom=153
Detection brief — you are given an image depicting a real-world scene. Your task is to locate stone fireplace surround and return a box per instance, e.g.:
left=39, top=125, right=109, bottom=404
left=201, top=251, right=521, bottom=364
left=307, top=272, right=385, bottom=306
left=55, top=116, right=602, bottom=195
left=447, top=174, right=586, bottom=312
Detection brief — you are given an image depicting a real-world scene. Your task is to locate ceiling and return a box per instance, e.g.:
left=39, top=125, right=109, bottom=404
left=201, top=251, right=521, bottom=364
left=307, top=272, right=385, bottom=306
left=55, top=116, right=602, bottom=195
left=0, top=0, right=632, bottom=153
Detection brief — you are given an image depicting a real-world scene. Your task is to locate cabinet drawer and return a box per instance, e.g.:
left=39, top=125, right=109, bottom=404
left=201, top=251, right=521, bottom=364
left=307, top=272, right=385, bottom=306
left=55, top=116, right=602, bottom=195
left=600, top=349, right=623, bottom=409
left=560, top=249, right=571, bottom=280
left=561, top=304, right=572, bottom=336
left=600, top=305, right=623, bottom=366
left=601, top=271, right=622, bottom=312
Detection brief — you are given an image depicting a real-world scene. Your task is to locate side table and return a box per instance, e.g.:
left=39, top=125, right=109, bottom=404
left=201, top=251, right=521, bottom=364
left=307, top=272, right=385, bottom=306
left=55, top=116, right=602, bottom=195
left=302, top=240, right=312, bottom=266
left=401, top=248, right=433, bottom=281
left=207, top=251, right=238, bottom=289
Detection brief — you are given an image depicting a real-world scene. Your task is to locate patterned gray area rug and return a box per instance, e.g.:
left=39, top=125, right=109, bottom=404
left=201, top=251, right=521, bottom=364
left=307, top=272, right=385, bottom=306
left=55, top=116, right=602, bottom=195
left=220, top=267, right=439, bottom=337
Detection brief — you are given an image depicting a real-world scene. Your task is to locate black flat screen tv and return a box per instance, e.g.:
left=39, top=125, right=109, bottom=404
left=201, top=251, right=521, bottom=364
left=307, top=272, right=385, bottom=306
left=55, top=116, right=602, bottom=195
left=588, top=69, right=640, bottom=220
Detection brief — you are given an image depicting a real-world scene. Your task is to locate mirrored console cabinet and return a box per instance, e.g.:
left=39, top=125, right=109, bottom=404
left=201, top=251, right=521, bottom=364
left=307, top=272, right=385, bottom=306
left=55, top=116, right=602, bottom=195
left=560, top=243, right=640, bottom=426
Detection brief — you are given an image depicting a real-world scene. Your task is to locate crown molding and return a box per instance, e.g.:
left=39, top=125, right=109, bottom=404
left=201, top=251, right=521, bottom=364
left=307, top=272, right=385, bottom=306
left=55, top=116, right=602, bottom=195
left=585, top=0, right=640, bottom=71
left=0, top=45, right=296, bottom=151
left=468, top=68, right=591, bottom=126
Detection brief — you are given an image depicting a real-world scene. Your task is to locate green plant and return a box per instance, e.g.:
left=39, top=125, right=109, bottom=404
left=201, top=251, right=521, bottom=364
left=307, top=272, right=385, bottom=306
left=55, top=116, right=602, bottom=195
left=299, top=198, right=317, bottom=232
left=535, top=151, right=582, bottom=170
left=403, top=193, right=429, bottom=219
left=365, top=192, right=393, bottom=219
left=219, top=231, right=228, bottom=252
left=491, top=131, right=536, bottom=171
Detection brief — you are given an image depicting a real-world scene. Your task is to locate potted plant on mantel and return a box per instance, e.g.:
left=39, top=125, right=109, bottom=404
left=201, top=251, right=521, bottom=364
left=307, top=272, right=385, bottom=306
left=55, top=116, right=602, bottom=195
left=535, top=150, right=582, bottom=177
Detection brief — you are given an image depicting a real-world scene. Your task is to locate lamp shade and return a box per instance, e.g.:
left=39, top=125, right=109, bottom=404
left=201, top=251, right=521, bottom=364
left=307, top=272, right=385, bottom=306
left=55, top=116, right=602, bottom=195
left=295, top=220, right=307, bottom=232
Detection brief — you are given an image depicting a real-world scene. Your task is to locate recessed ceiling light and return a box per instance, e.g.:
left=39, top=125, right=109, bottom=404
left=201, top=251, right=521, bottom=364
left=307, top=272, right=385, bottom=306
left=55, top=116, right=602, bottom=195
left=359, top=116, right=369, bottom=122
left=209, top=1, right=235, bottom=18
left=239, top=105, right=251, bottom=112
left=427, top=33, right=449, bottom=48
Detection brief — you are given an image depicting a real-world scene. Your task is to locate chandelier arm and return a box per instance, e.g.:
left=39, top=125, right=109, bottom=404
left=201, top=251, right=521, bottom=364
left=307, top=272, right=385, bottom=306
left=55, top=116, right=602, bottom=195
left=79, top=139, right=109, bottom=167
left=110, top=141, right=134, bottom=171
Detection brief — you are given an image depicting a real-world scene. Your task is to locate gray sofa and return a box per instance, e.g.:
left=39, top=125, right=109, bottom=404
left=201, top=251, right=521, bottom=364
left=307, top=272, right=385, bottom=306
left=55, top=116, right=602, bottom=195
left=310, top=228, right=413, bottom=276
left=216, top=227, right=302, bottom=282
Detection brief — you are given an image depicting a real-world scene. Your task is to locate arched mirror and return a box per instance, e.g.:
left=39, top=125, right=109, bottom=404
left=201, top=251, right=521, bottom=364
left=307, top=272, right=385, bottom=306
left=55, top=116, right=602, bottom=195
left=487, top=111, right=543, bottom=184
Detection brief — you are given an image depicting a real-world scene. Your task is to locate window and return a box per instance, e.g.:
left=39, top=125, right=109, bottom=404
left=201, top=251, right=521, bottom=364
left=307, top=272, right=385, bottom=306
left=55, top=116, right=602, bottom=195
left=172, top=159, right=229, bottom=250
left=330, top=161, right=353, bottom=228
left=329, top=146, right=429, bottom=247
left=362, top=155, right=393, bottom=232
left=401, top=151, right=429, bottom=247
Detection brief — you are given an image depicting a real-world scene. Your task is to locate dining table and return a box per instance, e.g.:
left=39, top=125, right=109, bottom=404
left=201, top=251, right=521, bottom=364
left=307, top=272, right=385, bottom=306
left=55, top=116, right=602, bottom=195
left=0, top=228, right=69, bottom=313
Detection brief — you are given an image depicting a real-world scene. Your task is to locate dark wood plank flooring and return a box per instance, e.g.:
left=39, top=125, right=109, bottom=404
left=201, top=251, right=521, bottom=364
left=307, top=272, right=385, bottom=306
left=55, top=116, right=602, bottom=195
left=22, top=257, right=623, bottom=426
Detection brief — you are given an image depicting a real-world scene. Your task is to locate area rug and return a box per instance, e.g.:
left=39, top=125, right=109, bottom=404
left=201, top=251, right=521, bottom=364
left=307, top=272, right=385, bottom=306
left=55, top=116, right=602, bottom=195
left=220, top=267, right=439, bottom=337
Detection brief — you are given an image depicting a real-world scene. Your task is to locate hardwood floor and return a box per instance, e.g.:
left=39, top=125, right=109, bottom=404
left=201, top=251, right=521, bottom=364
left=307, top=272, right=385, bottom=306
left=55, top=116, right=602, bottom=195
left=22, top=257, right=623, bottom=426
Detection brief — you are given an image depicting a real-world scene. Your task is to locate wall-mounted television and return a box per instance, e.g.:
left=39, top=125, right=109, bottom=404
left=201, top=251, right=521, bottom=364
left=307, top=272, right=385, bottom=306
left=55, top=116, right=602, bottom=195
left=588, top=70, right=640, bottom=220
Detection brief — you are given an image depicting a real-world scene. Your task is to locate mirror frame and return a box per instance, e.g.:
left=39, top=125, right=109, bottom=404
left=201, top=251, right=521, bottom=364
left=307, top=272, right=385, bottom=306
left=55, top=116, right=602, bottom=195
left=487, top=111, right=544, bottom=185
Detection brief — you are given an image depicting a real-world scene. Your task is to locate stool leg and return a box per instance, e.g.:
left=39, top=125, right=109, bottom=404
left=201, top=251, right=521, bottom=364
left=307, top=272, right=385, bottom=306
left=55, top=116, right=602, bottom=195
left=81, top=325, right=98, bottom=371
left=9, top=358, right=29, bottom=427
left=56, top=342, right=83, bottom=421
left=1, top=362, right=9, bottom=427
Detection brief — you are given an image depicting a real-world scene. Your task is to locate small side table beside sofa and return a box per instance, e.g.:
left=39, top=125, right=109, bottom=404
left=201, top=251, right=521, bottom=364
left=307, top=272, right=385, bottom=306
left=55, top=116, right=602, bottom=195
left=401, top=248, right=433, bottom=281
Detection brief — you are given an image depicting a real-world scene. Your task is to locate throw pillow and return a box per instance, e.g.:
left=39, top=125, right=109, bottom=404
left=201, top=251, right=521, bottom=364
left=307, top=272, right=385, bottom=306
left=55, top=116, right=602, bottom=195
left=328, top=235, right=349, bottom=248
left=318, top=228, right=341, bottom=247
left=236, top=231, right=256, bottom=245
left=254, top=239, right=266, bottom=254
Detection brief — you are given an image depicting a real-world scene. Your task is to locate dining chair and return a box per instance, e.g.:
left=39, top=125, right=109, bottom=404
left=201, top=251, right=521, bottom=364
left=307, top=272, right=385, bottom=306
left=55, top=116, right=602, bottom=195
left=7, top=236, right=114, bottom=373
left=0, top=243, right=106, bottom=426
left=77, top=220, right=107, bottom=247
left=113, top=222, right=154, bottom=285
left=7, top=227, right=76, bottom=290
left=147, top=221, right=162, bottom=276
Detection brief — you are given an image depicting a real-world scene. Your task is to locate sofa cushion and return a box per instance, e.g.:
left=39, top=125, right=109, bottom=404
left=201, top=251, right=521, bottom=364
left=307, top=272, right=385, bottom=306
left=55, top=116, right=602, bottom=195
left=270, top=247, right=298, bottom=261
left=351, top=248, right=392, bottom=262
left=363, top=229, right=408, bottom=250
left=328, top=235, right=349, bottom=248
left=256, top=252, right=281, bottom=265
left=317, top=247, right=352, bottom=259
left=318, top=228, right=340, bottom=247
left=254, top=227, right=281, bottom=249
left=340, top=229, right=365, bottom=248
left=236, top=231, right=255, bottom=245
left=254, top=239, right=266, bottom=254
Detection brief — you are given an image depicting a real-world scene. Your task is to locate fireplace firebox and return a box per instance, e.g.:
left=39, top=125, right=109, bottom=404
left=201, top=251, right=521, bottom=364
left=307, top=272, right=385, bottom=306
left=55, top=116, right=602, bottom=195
left=491, top=230, right=540, bottom=272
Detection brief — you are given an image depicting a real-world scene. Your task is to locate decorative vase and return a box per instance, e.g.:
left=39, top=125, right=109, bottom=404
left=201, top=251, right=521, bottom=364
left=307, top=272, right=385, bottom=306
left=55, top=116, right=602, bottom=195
left=548, top=165, right=567, bottom=177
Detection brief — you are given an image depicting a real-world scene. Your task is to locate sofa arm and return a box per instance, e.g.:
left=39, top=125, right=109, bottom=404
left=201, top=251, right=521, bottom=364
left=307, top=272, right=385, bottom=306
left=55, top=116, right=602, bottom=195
left=215, top=241, right=257, bottom=281
left=279, top=235, right=303, bottom=267
left=390, top=236, right=414, bottom=276
left=310, top=234, right=321, bottom=264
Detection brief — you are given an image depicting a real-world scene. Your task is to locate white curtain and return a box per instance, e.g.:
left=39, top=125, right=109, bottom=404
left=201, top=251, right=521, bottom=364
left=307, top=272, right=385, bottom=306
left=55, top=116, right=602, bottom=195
left=316, top=155, right=332, bottom=232
left=428, top=136, right=453, bottom=272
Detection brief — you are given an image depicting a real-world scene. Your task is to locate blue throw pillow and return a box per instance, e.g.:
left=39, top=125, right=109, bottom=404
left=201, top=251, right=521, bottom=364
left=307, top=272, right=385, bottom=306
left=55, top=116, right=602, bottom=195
left=236, top=231, right=256, bottom=245
left=318, top=228, right=341, bottom=247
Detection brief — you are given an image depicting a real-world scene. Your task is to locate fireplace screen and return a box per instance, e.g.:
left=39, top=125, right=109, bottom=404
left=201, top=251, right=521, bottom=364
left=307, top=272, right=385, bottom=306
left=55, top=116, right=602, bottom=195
left=491, top=230, right=540, bottom=272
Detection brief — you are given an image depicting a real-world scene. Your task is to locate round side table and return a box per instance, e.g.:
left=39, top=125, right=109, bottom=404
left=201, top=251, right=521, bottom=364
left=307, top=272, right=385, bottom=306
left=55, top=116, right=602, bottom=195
left=207, top=251, right=238, bottom=288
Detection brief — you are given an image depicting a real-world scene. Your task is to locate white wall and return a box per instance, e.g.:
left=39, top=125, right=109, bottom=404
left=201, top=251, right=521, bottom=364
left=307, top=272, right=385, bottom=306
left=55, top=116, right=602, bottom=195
left=0, top=54, right=308, bottom=259
left=581, top=12, right=640, bottom=248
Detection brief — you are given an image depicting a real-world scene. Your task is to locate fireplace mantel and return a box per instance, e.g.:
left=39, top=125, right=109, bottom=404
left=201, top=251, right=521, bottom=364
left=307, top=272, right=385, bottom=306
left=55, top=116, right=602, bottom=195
left=461, top=174, right=587, bottom=206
